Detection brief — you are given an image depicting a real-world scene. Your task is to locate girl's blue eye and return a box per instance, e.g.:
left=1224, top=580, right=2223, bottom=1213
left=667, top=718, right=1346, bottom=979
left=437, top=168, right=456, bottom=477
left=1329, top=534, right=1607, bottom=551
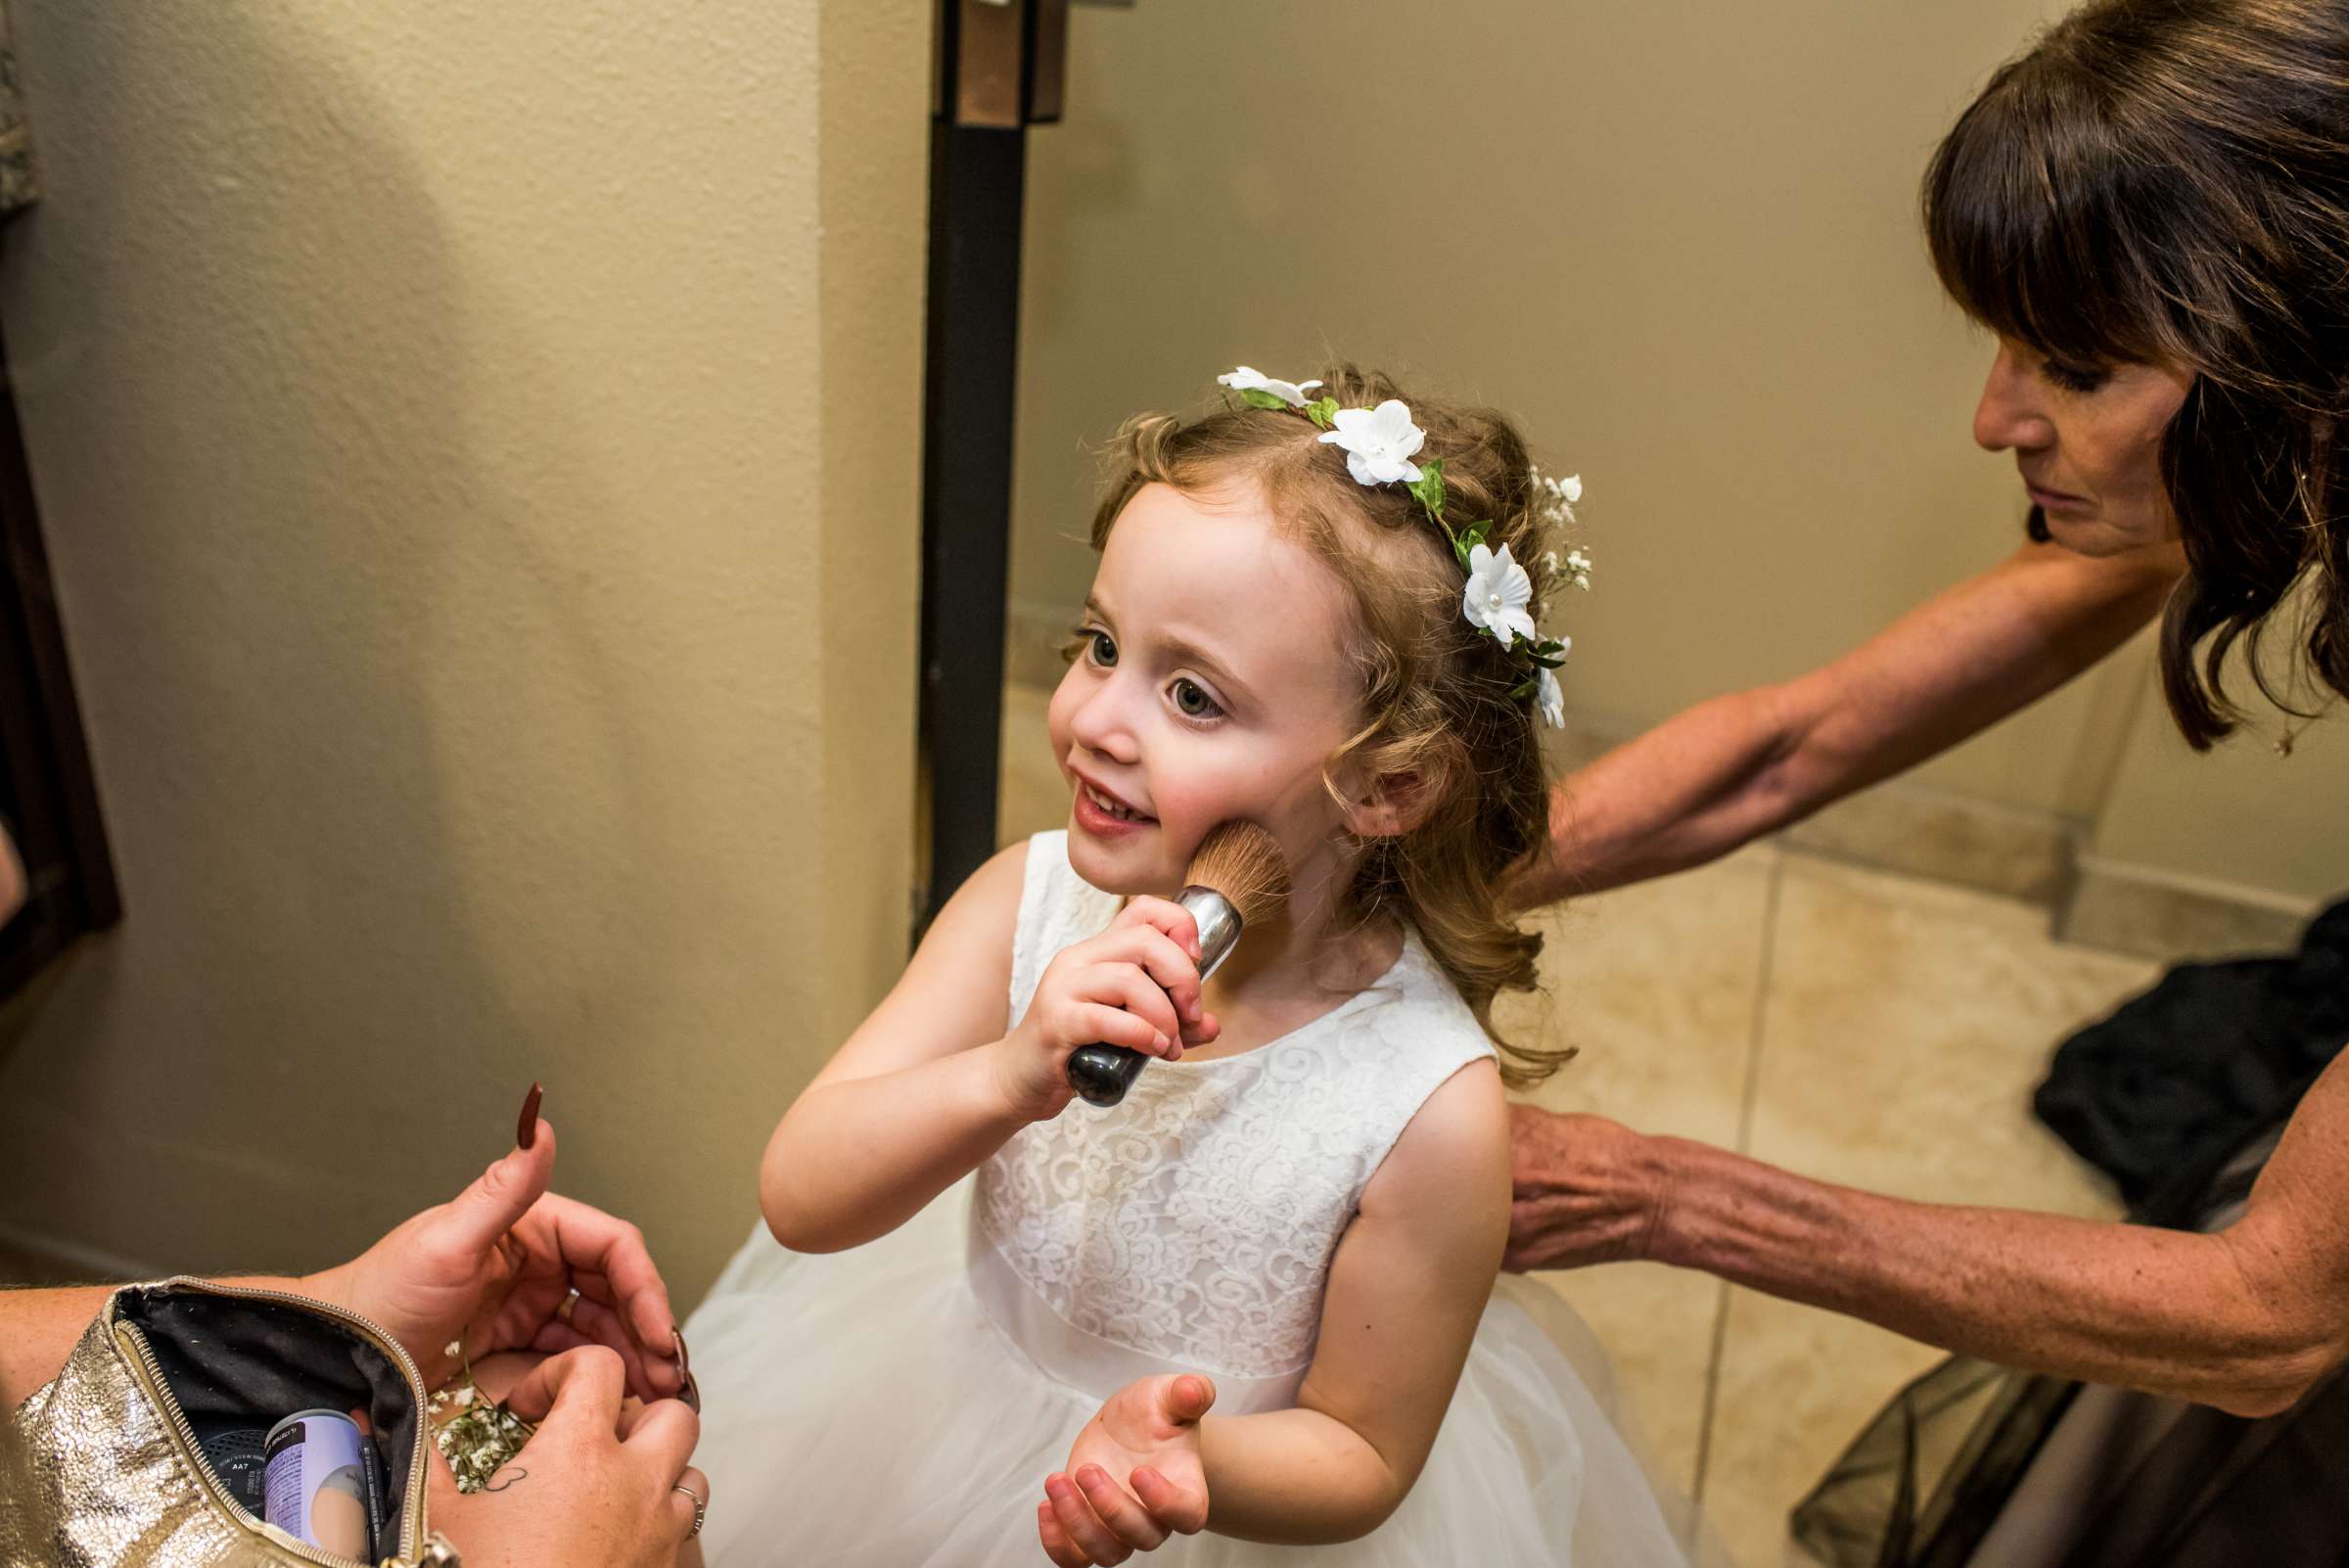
left=1171, top=677, right=1222, bottom=719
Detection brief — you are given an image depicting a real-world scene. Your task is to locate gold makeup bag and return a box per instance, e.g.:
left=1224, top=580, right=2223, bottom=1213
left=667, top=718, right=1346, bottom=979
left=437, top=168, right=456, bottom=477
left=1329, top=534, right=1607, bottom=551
left=3, top=1278, right=460, bottom=1568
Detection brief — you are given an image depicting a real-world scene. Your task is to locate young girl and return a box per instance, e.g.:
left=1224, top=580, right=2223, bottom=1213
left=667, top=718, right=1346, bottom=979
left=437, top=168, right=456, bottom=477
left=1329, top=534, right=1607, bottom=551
left=685, top=365, right=1694, bottom=1566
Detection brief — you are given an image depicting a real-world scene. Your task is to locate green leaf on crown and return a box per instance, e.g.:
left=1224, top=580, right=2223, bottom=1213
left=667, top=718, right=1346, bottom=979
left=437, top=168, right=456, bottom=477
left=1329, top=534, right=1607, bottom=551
left=1447, top=518, right=1493, bottom=572
left=1239, top=388, right=1291, bottom=411
left=1304, top=395, right=1340, bottom=429
left=1406, top=457, right=1448, bottom=523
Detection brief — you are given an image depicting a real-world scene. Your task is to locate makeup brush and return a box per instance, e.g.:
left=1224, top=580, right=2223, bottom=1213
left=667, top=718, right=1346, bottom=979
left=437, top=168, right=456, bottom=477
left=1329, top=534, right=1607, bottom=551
left=1065, top=821, right=1292, bottom=1108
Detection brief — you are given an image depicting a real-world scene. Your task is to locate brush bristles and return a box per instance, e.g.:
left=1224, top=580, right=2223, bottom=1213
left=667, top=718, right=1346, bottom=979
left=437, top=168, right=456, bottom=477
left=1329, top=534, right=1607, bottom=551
left=1183, top=822, right=1291, bottom=929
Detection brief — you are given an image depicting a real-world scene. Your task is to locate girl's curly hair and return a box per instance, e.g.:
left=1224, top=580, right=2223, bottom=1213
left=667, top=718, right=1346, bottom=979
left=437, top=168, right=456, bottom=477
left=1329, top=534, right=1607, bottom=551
left=1091, top=365, right=1574, bottom=1087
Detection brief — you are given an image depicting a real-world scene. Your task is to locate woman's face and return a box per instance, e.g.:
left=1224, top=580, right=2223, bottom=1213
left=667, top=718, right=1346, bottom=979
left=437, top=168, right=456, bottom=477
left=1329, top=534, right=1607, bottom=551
left=1971, top=336, right=2194, bottom=557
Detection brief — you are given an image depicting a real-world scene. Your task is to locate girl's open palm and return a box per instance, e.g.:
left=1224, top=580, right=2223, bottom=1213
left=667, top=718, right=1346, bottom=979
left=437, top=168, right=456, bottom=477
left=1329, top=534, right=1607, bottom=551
left=1037, top=1373, right=1216, bottom=1565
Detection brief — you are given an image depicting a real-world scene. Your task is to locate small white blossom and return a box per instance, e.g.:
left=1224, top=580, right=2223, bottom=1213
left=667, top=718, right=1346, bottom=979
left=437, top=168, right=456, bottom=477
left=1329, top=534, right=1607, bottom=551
left=1530, top=465, right=1583, bottom=526
left=1318, top=399, right=1427, bottom=486
left=1565, top=547, right=1593, bottom=590
left=1218, top=366, right=1323, bottom=407
left=1536, top=664, right=1567, bottom=729
left=1461, top=541, right=1538, bottom=647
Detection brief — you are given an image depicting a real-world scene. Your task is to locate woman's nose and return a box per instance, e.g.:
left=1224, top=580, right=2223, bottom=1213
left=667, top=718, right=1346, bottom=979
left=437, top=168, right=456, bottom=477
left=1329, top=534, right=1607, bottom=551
left=1972, top=346, right=2055, bottom=453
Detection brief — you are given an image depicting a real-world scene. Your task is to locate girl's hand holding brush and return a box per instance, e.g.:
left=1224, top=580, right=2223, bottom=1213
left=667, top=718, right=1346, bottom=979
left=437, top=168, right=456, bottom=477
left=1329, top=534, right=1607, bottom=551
left=990, top=899, right=1220, bottom=1122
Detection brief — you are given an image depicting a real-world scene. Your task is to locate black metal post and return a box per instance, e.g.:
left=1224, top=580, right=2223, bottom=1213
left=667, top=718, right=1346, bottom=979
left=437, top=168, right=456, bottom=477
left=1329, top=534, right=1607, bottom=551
left=917, top=119, right=1025, bottom=929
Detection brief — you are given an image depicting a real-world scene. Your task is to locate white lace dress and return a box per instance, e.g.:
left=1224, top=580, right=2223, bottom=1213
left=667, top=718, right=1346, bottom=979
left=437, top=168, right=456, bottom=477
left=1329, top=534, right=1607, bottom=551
left=685, top=832, right=1697, bottom=1567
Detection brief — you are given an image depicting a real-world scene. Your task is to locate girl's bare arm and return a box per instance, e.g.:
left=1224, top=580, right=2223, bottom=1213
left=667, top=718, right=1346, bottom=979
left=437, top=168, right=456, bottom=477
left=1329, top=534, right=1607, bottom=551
left=1198, top=1061, right=1511, bottom=1543
left=757, top=844, right=1032, bottom=1252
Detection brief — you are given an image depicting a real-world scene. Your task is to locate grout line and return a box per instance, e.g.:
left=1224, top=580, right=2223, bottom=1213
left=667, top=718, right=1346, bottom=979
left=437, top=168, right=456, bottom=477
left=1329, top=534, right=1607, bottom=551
left=1690, top=850, right=1786, bottom=1505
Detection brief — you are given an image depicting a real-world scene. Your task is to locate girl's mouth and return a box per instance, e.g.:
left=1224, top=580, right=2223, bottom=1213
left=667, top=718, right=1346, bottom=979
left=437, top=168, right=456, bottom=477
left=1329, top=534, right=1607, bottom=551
left=1075, top=780, right=1155, bottom=835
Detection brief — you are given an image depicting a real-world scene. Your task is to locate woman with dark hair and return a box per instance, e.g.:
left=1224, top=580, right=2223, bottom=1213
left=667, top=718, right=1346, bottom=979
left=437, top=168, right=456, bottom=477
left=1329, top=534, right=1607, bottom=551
left=1510, top=0, right=2349, bottom=1450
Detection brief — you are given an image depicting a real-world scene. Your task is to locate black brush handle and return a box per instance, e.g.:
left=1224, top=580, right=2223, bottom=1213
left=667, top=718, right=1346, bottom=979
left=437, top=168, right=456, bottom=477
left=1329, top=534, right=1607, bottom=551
left=1062, top=886, right=1243, bottom=1109
left=1066, top=1043, right=1151, bottom=1107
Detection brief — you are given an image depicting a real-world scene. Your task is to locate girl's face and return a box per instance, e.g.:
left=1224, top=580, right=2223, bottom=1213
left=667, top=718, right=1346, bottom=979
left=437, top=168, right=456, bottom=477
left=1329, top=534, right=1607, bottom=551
left=1971, top=336, right=2194, bottom=557
left=1047, top=482, right=1368, bottom=904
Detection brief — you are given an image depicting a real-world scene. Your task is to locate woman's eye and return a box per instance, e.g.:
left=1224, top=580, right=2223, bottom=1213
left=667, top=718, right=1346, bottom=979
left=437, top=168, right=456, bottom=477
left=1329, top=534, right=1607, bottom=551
left=1170, top=678, right=1222, bottom=719
left=2041, top=359, right=2108, bottom=394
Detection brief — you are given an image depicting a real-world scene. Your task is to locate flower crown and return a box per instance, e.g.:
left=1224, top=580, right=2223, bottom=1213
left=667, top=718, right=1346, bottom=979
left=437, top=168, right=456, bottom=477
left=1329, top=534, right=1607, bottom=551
left=1217, top=367, right=1589, bottom=729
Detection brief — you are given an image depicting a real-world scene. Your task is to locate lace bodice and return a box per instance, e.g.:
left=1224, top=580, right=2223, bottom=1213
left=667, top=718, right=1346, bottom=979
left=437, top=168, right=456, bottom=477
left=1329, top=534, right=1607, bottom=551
left=968, top=832, right=1494, bottom=1411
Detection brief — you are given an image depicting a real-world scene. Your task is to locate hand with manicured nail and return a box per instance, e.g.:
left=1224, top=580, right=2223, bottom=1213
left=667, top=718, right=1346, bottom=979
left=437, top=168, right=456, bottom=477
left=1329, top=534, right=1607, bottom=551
left=306, top=1085, right=689, bottom=1403
left=991, top=899, right=1219, bottom=1124
left=1038, top=1373, right=1215, bottom=1566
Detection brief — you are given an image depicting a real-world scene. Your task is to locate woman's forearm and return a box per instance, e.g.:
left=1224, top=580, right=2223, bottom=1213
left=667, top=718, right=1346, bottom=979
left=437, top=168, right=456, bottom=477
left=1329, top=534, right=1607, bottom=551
left=3, top=1274, right=313, bottom=1407
left=759, top=1044, right=1029, bottom=1253
left=1652, top=1101, right=2349, bottom=1417
left=1198, top=1407, right=1405, bottom=1545
left=1527, top=686, right=1805, bottom=901
left=1526, top=541, right=2180, bottom=904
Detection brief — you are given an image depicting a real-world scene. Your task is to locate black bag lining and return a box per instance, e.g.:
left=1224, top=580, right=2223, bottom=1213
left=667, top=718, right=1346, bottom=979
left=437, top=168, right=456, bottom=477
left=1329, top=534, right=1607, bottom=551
left=115, top=1284, right=419, bottom=1541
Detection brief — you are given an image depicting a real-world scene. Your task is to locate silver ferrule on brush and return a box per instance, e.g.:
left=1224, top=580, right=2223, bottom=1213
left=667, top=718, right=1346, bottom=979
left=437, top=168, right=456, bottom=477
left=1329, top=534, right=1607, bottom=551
left=1177, top=885, right=1245, bottom=979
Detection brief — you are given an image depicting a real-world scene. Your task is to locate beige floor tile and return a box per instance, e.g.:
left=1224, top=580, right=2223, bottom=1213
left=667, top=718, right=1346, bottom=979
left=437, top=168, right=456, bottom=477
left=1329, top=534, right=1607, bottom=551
left=1700, top=1287, right=1950, bottom=1568
left=1746, top=854, right=2155, bottom=1212
left=1503, top=846, right=1778, bottom=1150
left=1702, top=853, right=2160, bottom=1566
left=1501, top=848, right=1778, bottom=1499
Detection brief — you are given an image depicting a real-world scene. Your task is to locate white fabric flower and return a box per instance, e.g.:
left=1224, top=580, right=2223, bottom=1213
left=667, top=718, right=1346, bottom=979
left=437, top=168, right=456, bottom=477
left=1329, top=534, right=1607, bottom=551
left=1218, top=366, right=1323, bottom=407
left=1536, top=664, right=1567, bottom=729
left=1318, top=399, right=1427, bottom=485
left=1461, top=541, right=1537, bottom=647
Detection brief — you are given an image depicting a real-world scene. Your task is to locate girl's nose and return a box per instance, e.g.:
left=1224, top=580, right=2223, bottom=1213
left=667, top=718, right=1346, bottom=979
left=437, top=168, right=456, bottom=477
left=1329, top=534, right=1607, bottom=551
left=1067, top=680, right=1141, bottom=765
left=1972, top=344, right=2056, bottom=453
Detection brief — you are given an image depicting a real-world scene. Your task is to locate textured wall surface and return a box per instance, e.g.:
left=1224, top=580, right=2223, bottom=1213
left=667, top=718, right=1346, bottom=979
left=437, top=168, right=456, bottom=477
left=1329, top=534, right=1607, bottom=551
left=0, top=0, right=930, bottom=1305
left=2089, top=636, right=2349, bottom=904
left=1007, top=0, right=2345, bottom=905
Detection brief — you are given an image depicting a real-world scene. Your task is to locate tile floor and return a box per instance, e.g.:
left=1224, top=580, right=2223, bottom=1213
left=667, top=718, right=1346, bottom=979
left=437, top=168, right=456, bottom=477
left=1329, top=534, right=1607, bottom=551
left=997, top=685, right=2161, bottom=1568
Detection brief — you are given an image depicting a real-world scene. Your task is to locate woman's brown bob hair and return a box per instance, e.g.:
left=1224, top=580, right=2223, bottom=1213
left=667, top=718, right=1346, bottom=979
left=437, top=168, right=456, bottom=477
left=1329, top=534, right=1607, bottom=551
left=1924, top=0, right=2349, bottom=748
left=1090, top=366, right=1574, bottom=1087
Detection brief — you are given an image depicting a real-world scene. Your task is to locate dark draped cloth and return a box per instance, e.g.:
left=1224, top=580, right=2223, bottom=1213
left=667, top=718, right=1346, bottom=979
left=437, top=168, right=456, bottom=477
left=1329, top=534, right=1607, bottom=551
left=1789, top=895, right=2349, bottom=1567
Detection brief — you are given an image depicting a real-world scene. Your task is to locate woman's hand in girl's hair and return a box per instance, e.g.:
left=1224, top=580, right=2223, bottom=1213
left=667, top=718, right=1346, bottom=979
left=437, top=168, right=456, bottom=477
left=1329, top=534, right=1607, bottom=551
left=1038, top=1373, right=1216, bottom=1566
left=990, top=899, right=1218, bottom=1122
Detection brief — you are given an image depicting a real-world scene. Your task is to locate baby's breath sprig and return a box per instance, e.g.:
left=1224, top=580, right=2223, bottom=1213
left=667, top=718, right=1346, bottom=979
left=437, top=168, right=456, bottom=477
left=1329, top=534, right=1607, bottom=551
left=428, top=1339, right=537, bottom=1495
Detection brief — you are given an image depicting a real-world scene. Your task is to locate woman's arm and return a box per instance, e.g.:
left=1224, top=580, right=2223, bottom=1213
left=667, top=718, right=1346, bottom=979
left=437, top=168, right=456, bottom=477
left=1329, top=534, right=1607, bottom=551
left=1521, top=538, right=2184, bottom=903
left=1509, top=1048, right=2349, bottom=1417
left=1202, top=1061, right=1510, bottom=1542
left=757, top=843, right=1033, bottom=1252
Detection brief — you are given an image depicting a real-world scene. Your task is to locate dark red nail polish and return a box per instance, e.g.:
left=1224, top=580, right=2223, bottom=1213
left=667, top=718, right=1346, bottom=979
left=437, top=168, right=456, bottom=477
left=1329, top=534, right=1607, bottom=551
left=517, top=1083, right=542, bottom=1148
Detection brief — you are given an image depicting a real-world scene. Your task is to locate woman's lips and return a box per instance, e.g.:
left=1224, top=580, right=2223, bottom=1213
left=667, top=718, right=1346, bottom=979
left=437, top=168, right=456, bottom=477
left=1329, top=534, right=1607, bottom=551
left=2025, top=480, right=2089, bottom=509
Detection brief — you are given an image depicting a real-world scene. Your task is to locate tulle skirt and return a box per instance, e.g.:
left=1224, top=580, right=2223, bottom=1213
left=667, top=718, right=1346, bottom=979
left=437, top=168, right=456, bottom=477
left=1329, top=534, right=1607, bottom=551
left=684, top=1182, right=1701, bottom=1567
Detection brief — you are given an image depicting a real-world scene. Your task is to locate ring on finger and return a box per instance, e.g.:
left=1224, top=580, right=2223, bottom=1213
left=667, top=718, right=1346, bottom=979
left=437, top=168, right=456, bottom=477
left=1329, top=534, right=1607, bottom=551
left=672, top=1481, right=708, bottom=1540
left=555, top=1287, right=580, bottom=1326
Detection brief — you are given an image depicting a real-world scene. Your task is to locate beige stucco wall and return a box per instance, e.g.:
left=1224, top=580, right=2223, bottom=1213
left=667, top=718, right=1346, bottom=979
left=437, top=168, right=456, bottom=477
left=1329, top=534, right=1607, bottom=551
left=2088, top=637, right=2349, bottom=907
left=1008, top=0, right=2347, bottom=907
left=0, top=0, right=930, bottom=1306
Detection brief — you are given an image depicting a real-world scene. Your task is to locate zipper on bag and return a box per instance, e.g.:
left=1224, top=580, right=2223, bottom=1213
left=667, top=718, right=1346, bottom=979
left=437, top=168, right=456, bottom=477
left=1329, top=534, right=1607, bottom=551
left=107, top=1276, right=460, bottom=1568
